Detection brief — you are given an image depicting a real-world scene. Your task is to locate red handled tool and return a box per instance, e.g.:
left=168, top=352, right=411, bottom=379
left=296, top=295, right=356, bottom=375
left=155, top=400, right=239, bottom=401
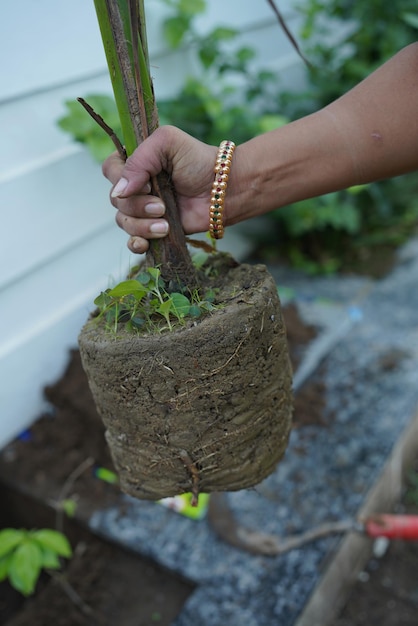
left=360, top=514, right=418, bottom=541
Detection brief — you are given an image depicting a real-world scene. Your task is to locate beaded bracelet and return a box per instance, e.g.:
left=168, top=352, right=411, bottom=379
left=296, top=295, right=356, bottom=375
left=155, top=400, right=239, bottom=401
left=209, top=140, right=236, bottom=240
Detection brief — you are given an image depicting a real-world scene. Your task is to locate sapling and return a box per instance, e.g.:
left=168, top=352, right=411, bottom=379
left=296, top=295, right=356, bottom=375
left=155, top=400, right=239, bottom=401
left=79, top=0, right=293, bottom=504
left=0, top=528, right=72, bottom=596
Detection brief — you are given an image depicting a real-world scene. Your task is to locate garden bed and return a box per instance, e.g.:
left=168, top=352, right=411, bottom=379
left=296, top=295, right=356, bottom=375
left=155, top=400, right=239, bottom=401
left=0, top=453, right=194, bottom=626
left=0, top=303, right=322, bottom=625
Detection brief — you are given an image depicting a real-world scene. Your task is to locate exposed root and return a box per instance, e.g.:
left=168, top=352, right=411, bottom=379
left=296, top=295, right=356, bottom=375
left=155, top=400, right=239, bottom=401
left=47, top=552, right=105, bottom=624
left=208, top=493, right=354, bottom=556
left=169, top=328, right=253, bottom=408
left=207, top=328, right=252, bottom=377
left=54, top=457, right=95, bottom=532
left=179, top=449, right=200, bottom=506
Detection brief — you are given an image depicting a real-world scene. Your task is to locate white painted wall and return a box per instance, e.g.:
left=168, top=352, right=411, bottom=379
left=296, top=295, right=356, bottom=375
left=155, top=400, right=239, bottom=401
left=0, top=0, right=305, bottom=447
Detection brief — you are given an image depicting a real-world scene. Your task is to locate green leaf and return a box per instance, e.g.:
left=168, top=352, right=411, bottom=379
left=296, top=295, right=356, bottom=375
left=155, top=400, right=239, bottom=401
left=169, top=293, right=191, bottom=318
left=0, top=529, right=25, bottom=559
left=147, top=267, right=161, bottom=281
left=61, top=499, right=77, bottom=518
left=94, top=290, right=113, bottom=309
left=95, top=467, right=118, bottom=485
left=157, top=299, right=173, bottom=317
left=209, top=26, right=237, bottom=42
left=402, top=12, right=418, bottom=29
left=9, top=540, right=43, bottom=596
left=191, top=250, right=209, bottom=269
left=347, top=184, right=369, bottom=195
left=258, top=114, right=288, bottom=134
left=31, top=530, right=72, bottom=559
left=40, top=548, right=61, bottom=570
left=203, top=289, right=216, bottom=303
left=108, top=280, right=147, bottom=298
left=188, top=305, right=201, bottom=318
left=179, top=0, right=206, bottom=15
left=131, top=316, right=146, bottom=329
left=235, top=46, right=256, bottom=63
left=136, top=271, right=151, bottom=285
left=163, top=15, right=190, bottom=48
left=0, top=554, right=13, bottom=582
left=57, top=95, right=122, bottom=162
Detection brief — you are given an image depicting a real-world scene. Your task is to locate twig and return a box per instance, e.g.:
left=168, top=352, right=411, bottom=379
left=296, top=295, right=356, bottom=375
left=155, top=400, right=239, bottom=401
left=77, top=97, right=127, bottom=161
left=266, top=0, right=312, bottom=67
left=208, top=493, right=354, bottom=556
left=47, top=568, right=105, bottom=624
left=55, top=457, right=95, bottom=532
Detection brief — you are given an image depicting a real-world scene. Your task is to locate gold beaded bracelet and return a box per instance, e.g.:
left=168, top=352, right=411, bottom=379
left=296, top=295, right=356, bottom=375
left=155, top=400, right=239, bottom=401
left=209, top=140, right=236, bottom=240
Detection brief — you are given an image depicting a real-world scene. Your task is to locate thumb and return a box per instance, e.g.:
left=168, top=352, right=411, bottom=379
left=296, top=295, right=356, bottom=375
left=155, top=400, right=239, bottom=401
left=110, top=126, right=176, bottom=198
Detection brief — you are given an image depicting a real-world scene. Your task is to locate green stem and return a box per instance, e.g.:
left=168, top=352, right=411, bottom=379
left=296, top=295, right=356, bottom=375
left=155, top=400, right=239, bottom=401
left=93, top=0, right=197, bottom=288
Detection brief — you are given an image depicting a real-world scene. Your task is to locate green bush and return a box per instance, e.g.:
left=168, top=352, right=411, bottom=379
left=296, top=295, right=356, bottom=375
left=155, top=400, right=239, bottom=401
left=269, top=0, right=418, bottom=272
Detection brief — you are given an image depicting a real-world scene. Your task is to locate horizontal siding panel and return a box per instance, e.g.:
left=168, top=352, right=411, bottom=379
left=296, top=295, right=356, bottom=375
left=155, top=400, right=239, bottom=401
left=0, top=224, right=135, bottom=447
left=0, top=75, right=112, bottom=177
left=0, top=151, right=116, bottom=292
left=2, top=0, right=301, bottom=103
left=1, top=223, right=134, bottom=360
left=1, top=0, right=106, bottom=103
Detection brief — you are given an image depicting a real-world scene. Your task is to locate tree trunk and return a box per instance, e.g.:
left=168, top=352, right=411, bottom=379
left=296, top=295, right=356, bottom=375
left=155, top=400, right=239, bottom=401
left=147, top=171, right=198, bottom=290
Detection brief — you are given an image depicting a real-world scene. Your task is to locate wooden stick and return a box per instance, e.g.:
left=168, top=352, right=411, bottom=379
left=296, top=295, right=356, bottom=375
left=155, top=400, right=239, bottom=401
left=77, top=97, right=127, bottom=161
left=266, top=0, right=312, bottom=67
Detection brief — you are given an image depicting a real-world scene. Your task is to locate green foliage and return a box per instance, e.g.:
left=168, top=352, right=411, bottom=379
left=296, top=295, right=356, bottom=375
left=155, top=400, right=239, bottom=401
left=294, top=0, right=418, bottom=110
left=94, top=265, right=217, bottom=334
left=60, top=498, right=78, bottom=518
left=0, top=528, right=72, bottom=596
left=58, top=94, right=122, bottom=161
left=157, top=0, right=287, bottom=144
left=269, top=0, right=418, bottom=272
left=95, top=467, right=119, bottom=485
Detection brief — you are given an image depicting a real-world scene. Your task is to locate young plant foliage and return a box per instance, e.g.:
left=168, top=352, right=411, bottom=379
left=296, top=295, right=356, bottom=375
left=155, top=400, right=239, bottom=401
left=0, top=528, right=72, bottom=596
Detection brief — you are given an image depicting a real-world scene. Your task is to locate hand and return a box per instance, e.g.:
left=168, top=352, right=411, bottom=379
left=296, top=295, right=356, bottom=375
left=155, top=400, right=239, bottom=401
left=102, top=125, right=218, bottom=253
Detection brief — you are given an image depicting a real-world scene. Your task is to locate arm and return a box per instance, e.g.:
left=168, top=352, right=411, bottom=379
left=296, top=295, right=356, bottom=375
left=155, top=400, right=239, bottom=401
left=104, top=43, right=418, bottom=252
left=228, top=42, right=418, bottom=224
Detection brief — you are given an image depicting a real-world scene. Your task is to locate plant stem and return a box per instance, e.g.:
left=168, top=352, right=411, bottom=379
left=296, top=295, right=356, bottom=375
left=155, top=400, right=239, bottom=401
left=93, top=0, right=197, bottom=288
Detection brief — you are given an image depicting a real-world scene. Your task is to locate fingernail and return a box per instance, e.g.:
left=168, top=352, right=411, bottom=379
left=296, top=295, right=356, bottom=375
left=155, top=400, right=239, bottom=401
left=150, top=220, right=169, bottom=234
left=111, top=177, right=128, bottom=198
left=145, top=202, right=165, bottom=216
left=130, top=237, right=143, bottom=251
left=143, top=182, right=152, bottom=194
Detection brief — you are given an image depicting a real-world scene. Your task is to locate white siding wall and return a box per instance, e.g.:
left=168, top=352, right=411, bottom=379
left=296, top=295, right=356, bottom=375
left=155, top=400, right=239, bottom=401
left=0, top=0, right=304, bottom=447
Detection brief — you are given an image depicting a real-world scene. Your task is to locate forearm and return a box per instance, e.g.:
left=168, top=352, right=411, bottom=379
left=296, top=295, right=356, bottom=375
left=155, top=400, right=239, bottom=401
left=226, top=42, right=418, bottom=225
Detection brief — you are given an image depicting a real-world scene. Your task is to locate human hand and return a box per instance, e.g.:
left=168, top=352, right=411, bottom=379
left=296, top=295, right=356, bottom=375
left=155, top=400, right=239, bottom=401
left=103, top=125, right=218, bottom=253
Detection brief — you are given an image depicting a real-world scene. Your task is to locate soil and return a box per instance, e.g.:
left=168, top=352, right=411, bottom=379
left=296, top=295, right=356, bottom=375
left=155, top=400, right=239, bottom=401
left=334, top=467, right=418, bottom=626
left=79, top=260, right=293, bottom=499
left=0, top=301, right=416, bottom=624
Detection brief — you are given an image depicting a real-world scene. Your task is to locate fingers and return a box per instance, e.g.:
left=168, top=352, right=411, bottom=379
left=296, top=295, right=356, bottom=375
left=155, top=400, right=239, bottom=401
left=103, top=152, right=152, bottom=199
left=104, top=127, right=169, bottom=199
left=102, top=152, right=125, bottom=185
left=110, top=193, right=165, bottom=217
left=104, top=126, right=191, bottom=199
left=115, top=210, right=169, bottom=239
left=127, top=236, right=149, bottom=254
